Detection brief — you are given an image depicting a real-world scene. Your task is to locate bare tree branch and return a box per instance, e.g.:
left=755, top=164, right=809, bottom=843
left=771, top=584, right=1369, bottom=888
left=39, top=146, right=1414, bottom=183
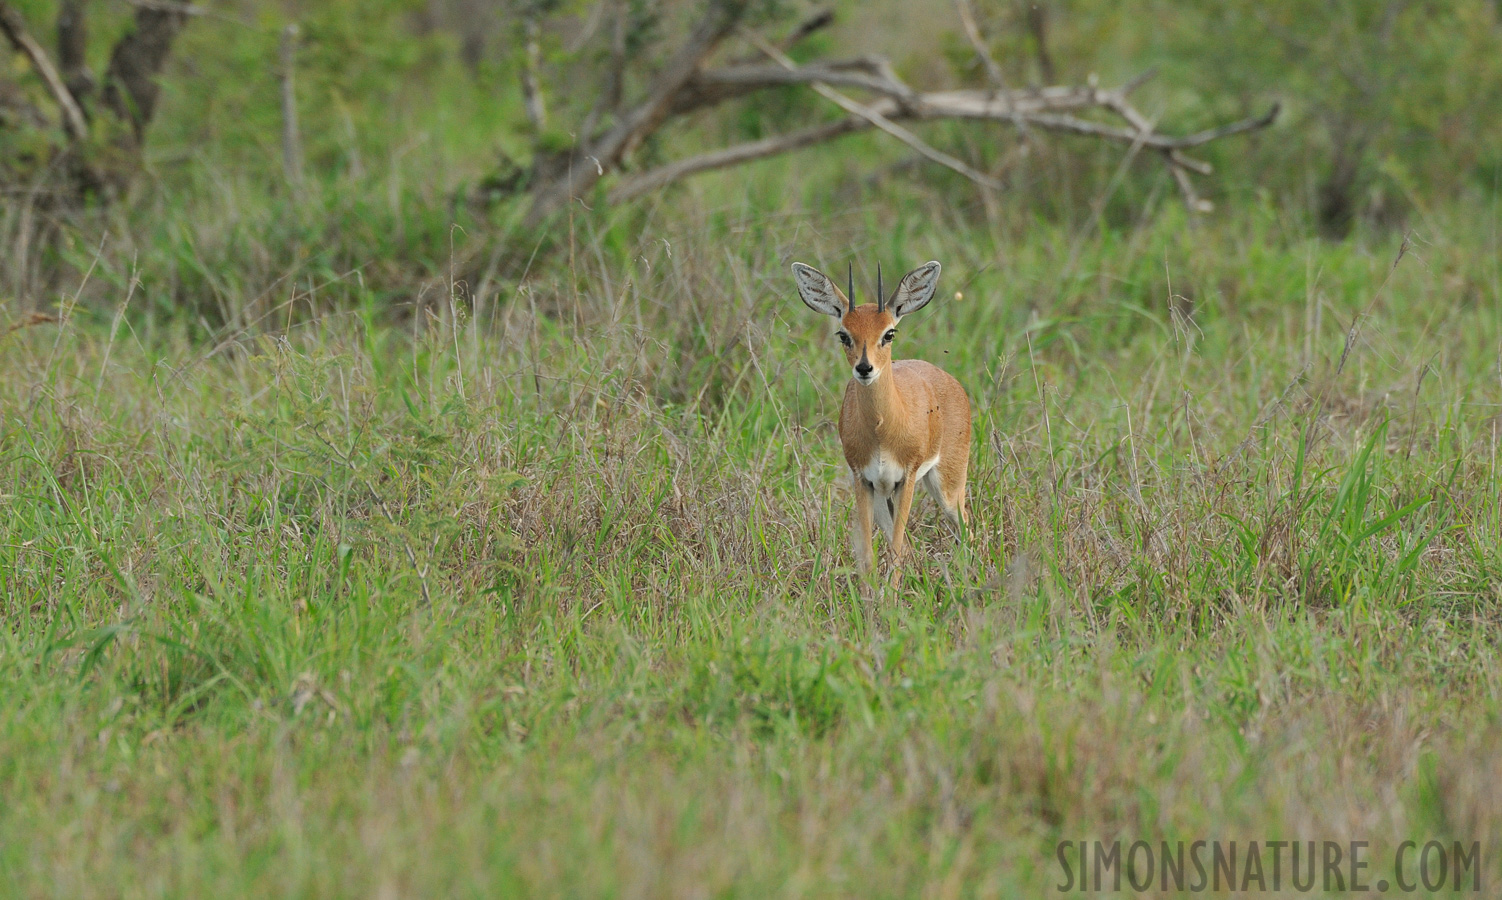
left=512, top=4, right=1278, bottom=225
left=610, top=117, right=864, bottom=202
left=1094, top=90, right=1207, bottom=211
left=608, top=85, right=1277, bottom=205
left=1117, top=68, right=1158, bottom=95
left=1019, top=102, right=1279, bottom=151
left=669, top=57, right=914, bottom=117
left=0, top=0, right=89, bottom=142
left=955, top=0, right=1006, bottom=91
left=724, top=8, right=834, bottom=65
left=774, top=8, right=834, bottom=53
left=955, top=0, right=1034, bottom=151
left=526, top=0, right=750, bottom=225
left=596, top=2, right=747, bottom=166
left=743, top=29, right=1003, bottom=192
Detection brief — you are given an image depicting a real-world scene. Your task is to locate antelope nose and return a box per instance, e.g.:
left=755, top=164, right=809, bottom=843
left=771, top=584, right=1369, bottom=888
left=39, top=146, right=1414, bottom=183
left=855, top=361, right=873, bottom=378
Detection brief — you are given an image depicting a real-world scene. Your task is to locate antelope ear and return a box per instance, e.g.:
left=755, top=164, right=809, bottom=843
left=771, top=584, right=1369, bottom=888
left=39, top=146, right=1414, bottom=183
left=792, top=263, right=846, bottom=318
left=889, top=261, right=941, bottom=319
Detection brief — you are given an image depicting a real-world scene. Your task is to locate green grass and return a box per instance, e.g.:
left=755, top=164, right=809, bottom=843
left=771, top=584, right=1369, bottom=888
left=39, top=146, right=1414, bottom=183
left=4, top=198, right=1502, bottom=896
left=4, top=0, right=1502, bottom=892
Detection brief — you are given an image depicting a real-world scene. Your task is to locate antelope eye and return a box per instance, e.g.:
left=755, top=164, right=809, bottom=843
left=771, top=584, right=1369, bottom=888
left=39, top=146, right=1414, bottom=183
left=882, top=330, right=897, bottom=344
left=837, top=332, right=853, bottom=347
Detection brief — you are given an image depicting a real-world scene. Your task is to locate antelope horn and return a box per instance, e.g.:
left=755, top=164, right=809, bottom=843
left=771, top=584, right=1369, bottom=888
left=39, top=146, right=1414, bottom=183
left=847, top=263, right=855, bottom=314
left=877, top=262, right=885, bottom=313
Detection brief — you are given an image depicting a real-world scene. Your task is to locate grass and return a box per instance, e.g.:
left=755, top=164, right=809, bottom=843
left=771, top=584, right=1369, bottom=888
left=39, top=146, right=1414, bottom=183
left=3, top=189, right=1502, bottom=896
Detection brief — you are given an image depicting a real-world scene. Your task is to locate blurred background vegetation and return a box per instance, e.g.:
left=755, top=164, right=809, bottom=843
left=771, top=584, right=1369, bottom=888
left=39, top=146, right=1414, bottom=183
left=6, top=6, right=1502, bottom=890
left=1, top=0, right=1500, bottom=323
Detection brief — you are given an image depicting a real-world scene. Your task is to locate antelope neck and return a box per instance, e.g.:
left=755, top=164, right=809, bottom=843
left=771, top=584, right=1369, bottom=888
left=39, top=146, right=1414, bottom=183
left=850, top=363, right=909, bottom=433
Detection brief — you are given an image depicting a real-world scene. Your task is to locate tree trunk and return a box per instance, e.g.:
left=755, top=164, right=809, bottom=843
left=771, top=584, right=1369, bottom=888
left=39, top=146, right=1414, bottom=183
left=1, top=0, right=191, bottom=200
left=56, top=0, right=92, bottom=105
left=1317, top=127, right=1367, bottom=240
left=102, top=7, right=189, bottom=145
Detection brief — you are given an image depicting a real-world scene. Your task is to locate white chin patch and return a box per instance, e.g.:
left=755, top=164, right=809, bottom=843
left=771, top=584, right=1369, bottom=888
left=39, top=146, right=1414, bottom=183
left=853, top=368, right=879, bottom=385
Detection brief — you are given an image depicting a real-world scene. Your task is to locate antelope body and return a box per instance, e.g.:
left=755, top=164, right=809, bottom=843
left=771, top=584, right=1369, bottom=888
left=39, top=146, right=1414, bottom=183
left=792, top=260, right=972, bottom=577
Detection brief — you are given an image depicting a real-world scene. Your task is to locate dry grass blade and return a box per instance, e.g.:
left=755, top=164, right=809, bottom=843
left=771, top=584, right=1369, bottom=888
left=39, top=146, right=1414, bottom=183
left=1337, top=232, right=1411, bottom=376
left=2, top=311, right=60, bottom=337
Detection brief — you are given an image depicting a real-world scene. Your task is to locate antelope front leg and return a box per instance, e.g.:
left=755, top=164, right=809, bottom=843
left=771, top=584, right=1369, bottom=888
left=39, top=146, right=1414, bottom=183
left=852, top=479, right=876, bottom=574
left=886, top=475, right=919, bottom=586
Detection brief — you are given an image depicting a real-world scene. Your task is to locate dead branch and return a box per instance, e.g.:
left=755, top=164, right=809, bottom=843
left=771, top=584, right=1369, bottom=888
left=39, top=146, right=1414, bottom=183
left=0, top=0, right=88, bottom=142
left=1095, top=89, right=1206, bottom=211
left=517, top=3, right=1279, bottom=223
left=776, top=9, right=834, bottom=51
left=724, top=8, right=834, bottom=65
left=669, top=57, right=914, bottom=116
left=744, top=29, right=1002, bottom=192
left=616, top=80, right=1277, bottom=208
left=611, top=118, right=864, bottom=202
left=955, top=0, right=1035, bottom=152
left=1017, top=103, right=1280, bottom=150
left=526, top=0, right=749, bottom=225
left=955, top=0, right=1006, bottom=92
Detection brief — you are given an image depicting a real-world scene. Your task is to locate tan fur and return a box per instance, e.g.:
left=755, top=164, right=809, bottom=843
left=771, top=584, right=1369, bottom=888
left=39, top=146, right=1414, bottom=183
left=792, top=261, right=972, bottom=581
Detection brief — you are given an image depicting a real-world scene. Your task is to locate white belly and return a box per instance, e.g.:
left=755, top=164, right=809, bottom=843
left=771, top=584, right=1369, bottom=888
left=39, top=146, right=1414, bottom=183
left=860, top=452, right=939, bottom=541
left=860, top=452, right=905, bottom=496
left=859, top=452, right=940, bottom=497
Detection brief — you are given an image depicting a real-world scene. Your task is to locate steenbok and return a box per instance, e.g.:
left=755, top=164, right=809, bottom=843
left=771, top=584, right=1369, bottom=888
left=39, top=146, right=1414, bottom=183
left=792, top=260, right=972, bottom=580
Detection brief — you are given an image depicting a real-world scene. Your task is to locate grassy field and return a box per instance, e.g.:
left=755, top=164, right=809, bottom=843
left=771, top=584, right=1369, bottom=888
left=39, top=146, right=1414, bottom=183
left=2, top=1, right=1501, bottom=893
left=5, top=181, right=1502, bottom=895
